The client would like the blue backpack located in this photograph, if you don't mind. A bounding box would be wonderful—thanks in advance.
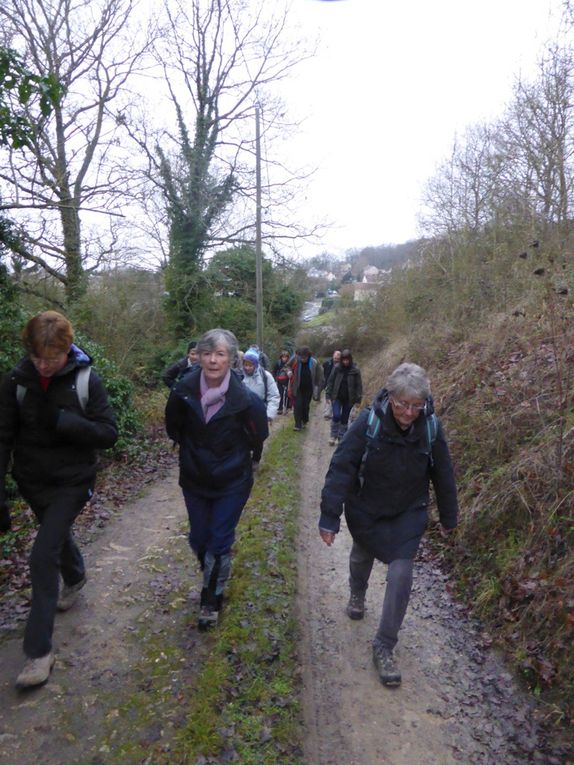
[358,398,438,488]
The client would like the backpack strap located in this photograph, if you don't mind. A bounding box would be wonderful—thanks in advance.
[16,384,26,406]
[358,406,381,488]
[74,366,91,412]
[426,412,438,467]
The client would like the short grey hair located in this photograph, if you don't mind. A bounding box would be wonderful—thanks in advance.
[197,328,239,364]
[385,362,430,400]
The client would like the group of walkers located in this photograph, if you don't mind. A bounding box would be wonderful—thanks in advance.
[0,312,458,694]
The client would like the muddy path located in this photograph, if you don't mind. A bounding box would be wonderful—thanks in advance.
[297,408,563,765]
[0,471,205,764]
[0,408,567,765]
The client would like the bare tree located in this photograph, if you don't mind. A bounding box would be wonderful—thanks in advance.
[502,44,574,232]
[127,0,313,333]
[0,0,152,303]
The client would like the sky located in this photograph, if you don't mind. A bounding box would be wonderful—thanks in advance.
[275,0,566,259]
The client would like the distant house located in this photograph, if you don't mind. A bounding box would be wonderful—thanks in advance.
[353,265,389,301]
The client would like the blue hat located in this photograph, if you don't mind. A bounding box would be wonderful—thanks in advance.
[243,349,260,368]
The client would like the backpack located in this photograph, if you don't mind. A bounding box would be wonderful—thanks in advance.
[16,366,91,412]
[358,399,438,488]
[261,369,269,404]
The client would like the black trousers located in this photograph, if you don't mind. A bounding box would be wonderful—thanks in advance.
[293,389,313,428]
[19,483,91,658]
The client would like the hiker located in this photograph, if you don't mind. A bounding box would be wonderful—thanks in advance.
[287,346,323,432]
[161,340,199,388]
[272,350,291,414]
[318,362,458,687]
[241,348,280,426]
[165,329,268,630]
[325,349,363,446]
[247,343,270,371]
[322,349,341,419]
[0,311,118,689]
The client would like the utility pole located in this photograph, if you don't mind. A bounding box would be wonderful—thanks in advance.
[255,106,263,349]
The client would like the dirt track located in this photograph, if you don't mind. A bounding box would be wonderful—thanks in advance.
[297,408,561,765]
[0,407,566,764]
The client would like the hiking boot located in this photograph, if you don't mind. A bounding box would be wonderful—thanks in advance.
[57,575,87,611]
[16,652,55,689]
[198,605,219,631]
[372,645,401,687]
[346,592,365,620]
[198,590,223,631]
[293,426,302,432]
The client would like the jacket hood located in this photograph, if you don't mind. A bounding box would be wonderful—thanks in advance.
[12,343,92,384]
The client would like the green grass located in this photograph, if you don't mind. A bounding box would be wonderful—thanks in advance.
[167,425,305,764]
[304,310,334,327]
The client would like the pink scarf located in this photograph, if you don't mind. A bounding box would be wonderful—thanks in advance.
[200,370,231,422]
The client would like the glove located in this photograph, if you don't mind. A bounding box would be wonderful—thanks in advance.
[37,401,61,430]
[0,504,12,533]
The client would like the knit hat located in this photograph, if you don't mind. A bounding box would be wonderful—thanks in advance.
[243,349,260,369]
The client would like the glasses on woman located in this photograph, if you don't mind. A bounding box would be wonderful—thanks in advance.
[390,397,425,413]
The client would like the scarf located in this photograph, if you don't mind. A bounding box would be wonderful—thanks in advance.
[200,369,231,422]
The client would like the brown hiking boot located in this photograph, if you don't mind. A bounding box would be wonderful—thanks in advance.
[372,645,401,687]
[346,592,365,620]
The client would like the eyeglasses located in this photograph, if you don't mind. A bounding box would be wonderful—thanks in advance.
[390,397,425,413]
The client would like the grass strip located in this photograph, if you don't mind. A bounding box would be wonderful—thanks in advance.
[172,424,305,765]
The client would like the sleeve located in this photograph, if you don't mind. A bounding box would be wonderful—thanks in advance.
[265,371,280,419]
[325,367,336,399]
[165,388,186,444]
[162,359,184,388]
[56,370,118,449]
[0,373,18,504]
[430,420,459,529]
[319,409,369,533]
[355,369,363,404]
[244,392,269,462]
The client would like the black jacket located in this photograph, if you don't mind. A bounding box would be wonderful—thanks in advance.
[162,356,197,388]
[165,366,268,497]
[325,363,363,405]
[319,389,458,555]
[0,346,118,500]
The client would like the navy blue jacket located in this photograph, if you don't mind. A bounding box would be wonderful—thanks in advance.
[165,366,268,497]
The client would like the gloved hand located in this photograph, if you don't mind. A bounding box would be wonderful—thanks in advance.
[37,402,61,430]
[0,504,12,533]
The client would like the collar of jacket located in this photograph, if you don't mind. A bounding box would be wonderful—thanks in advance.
[13,347,91,385]
[173,365,253,415]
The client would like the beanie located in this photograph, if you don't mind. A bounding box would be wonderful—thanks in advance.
[243,349,260,369]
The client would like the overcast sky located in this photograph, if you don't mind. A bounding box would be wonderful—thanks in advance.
[276,0,565,259]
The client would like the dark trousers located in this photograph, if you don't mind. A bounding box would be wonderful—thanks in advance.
[20,483,91,658]
[293,390,313,428]
[276,380,289,412]
[183,485,252,596]
[331,400,353,439]
[349,540,414,651]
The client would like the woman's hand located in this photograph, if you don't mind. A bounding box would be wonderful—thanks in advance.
[319,529,336,546]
